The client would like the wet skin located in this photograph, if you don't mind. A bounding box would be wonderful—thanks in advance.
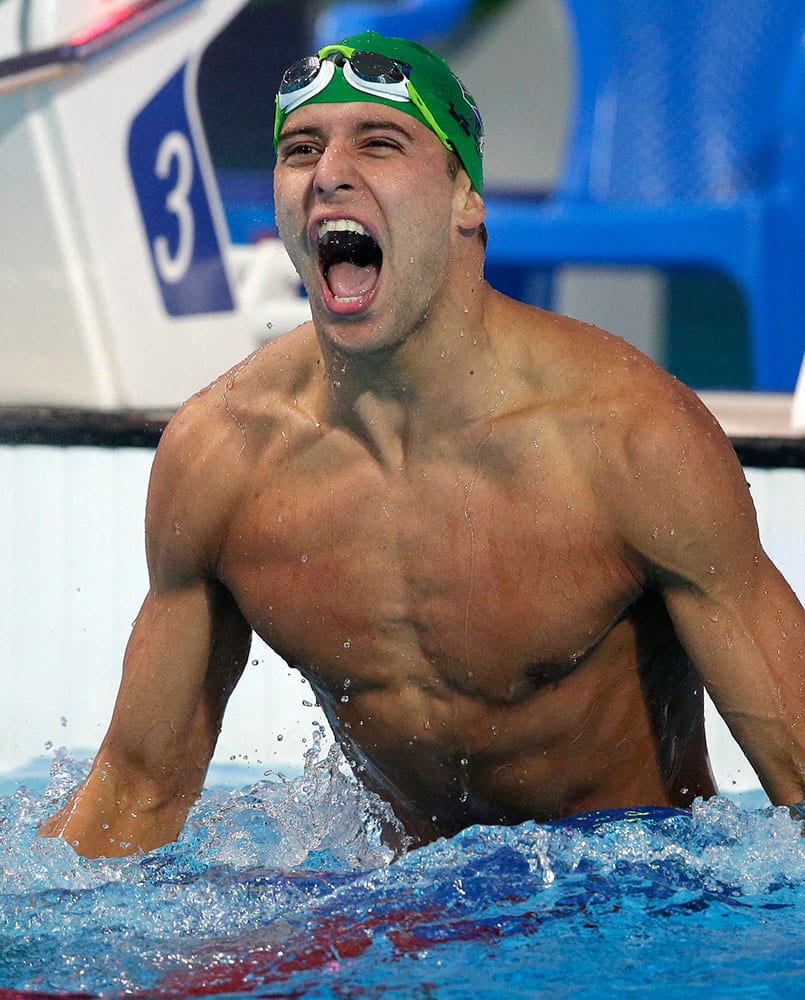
[40,104,804,857]
[211,336,717,843]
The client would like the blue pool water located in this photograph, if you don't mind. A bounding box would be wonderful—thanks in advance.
[0,738,802,1000]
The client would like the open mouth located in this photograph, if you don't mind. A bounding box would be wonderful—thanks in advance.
[317,219,383,312]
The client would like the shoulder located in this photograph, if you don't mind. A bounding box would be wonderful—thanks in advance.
[490,293,759,589]
[565,330,759,590]
[145,323,322,584]
[156,321,321,466]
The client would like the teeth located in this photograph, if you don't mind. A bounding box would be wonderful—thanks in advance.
[318,219,369,240]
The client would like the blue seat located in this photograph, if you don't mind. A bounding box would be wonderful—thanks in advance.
[484,1,805,392]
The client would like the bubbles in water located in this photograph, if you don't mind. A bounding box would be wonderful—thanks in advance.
[1,751,801,1000]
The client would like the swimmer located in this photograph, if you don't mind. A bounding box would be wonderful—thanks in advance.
[40,33,804,857]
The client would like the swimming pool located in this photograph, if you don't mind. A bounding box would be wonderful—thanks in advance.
[1,736,802,1000]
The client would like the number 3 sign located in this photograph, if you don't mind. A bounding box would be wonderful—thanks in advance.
[128,63,235,316]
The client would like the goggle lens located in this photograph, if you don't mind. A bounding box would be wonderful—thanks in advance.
[280,55,321,95]
[348,51,406,85]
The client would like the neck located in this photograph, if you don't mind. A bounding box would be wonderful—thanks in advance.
[317,280,502,466]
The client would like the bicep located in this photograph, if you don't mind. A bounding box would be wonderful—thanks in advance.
[103,413,252,789]
[606,389,804,800]
[102,578,252,792]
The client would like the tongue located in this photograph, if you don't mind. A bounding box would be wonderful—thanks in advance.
[327,261,379,299]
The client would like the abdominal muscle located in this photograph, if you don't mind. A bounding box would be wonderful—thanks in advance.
[296,623,680,844]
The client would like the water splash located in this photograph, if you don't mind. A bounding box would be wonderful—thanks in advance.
[0,742,802,999]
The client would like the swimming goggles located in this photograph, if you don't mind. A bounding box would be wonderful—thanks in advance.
[275,44,452,151]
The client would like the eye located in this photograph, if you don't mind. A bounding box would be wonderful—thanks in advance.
[280,141,321,163]
[361,134,405,155]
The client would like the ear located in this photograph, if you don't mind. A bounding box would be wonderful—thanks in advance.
[453,171,485,235]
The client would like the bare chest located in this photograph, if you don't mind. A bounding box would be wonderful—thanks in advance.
[218,442,641,700]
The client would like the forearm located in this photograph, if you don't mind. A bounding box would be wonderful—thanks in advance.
[666,570,804,806]
[38,758,205,858]
[725,711,805,806]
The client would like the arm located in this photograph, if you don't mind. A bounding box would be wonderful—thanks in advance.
[39,407,252,857]
[665,548,803,805]
[608,383,804,805]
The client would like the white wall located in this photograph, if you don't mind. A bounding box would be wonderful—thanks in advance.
[0,443,802,796]
[0,444,321,780]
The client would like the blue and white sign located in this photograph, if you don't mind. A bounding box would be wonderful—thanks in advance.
[128,64,234,316]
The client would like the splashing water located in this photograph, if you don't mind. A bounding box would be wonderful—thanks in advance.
[0,737,803,1000]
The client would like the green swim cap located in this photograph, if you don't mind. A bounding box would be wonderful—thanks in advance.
[274,31,484,193]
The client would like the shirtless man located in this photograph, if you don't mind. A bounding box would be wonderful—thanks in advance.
[41,33,804,857]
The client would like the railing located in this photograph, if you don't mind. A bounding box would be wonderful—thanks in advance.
[0,0,199,94]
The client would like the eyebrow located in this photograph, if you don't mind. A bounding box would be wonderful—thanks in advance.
[278,119,416,147]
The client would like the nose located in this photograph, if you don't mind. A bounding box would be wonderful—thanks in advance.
[313,143,357,198]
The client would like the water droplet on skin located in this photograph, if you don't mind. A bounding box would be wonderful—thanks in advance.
[708,565,716,575]
[343,640,351,649]
[651,527,659,540]
[340,695,350,703]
